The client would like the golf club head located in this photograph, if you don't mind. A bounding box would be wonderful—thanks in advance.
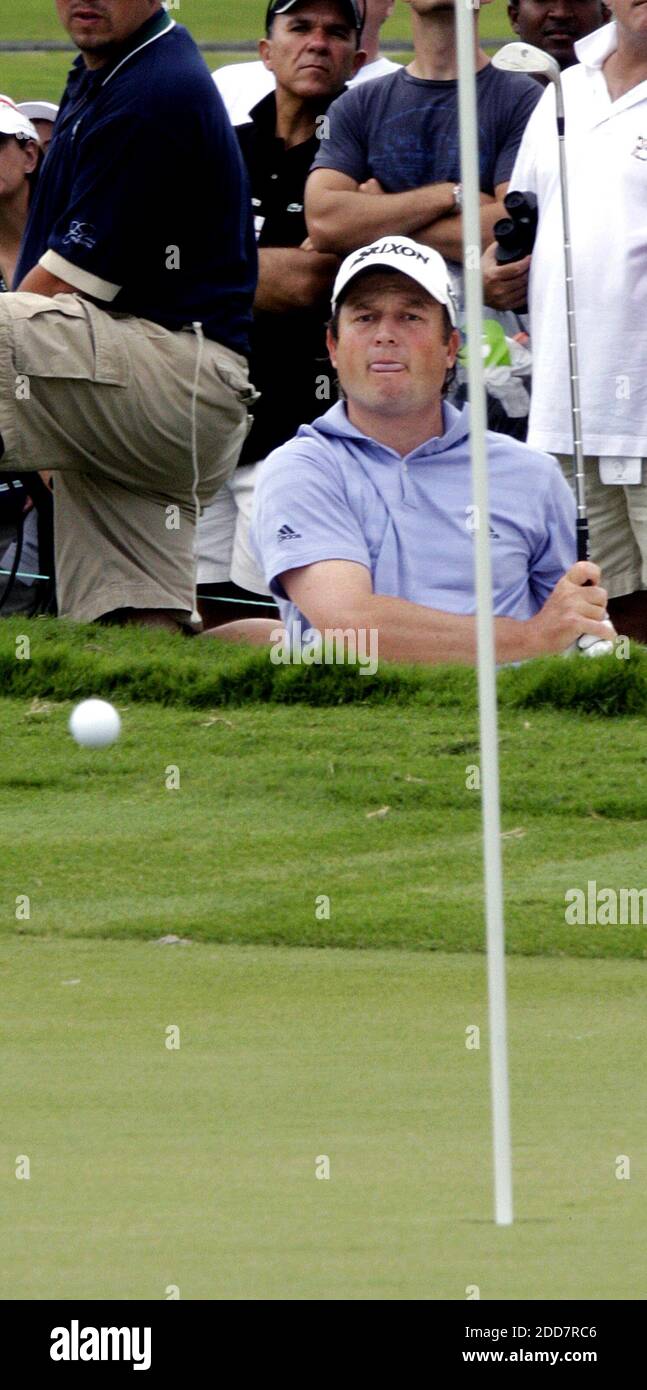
[491,41,561,86]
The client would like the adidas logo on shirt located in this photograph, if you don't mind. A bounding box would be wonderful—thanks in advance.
[277,524,302,542]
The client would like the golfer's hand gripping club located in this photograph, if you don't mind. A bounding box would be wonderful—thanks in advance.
[574,528,615,657]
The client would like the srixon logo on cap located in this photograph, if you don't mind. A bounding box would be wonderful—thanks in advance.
[350,241,431,267]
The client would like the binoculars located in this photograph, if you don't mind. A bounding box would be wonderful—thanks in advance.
[494,191,538,314]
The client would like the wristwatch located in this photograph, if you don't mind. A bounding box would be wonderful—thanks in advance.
[452,183,463,212]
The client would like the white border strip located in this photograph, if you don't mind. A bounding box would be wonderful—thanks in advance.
[40,249,121,301]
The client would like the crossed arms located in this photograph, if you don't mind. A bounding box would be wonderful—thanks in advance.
[305,168,510,263]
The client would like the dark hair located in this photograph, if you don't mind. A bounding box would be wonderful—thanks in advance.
[328,275,458,397]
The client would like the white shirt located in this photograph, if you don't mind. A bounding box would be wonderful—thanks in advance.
[213,55,400,127]
[510,21,647,457]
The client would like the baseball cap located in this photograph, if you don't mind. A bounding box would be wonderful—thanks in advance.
[265,0,365,32]
[17,101,59,125]
[0,95,38,142]
[331,236,458,325]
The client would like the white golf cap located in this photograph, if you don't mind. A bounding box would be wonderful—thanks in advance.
[331,236,458,325]
[17,101,59,124]
[0,94,39,141]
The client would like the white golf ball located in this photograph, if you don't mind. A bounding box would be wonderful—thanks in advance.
[69,699,121,748]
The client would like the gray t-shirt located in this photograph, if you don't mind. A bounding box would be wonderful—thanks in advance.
[311,63,541,194]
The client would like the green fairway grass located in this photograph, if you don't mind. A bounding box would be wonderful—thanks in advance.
[2,939,645,1301]
[1,619,647,958]
[3,1,638,1309]
[0,0,514,102]
[1,0,512,44]
[2,622,646,1300]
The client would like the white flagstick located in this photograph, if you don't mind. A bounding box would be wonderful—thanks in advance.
[454,0,513,1225]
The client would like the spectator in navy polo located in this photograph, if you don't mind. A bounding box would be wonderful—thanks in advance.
[0,0,257,631]
[248,238,613,664]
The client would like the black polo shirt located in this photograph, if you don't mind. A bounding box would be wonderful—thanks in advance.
[235,91,338,466]
[15,9,257,356]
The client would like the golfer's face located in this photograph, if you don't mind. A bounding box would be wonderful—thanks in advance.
[56,0,159,55]
[328,274,458,418]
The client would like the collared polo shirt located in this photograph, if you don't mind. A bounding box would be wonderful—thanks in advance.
[15,9,257,355]
[234,91,338,466]
[510,20,647,457]
[250,400,577,637]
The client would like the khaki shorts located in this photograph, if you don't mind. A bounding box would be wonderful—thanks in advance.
[556,454,647,600]
[196,461,270,595]
[0,292,256,622]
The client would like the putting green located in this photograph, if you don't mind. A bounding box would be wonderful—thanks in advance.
[2,940,645,1300]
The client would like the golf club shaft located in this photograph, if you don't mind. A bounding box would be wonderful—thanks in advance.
[553,93,589,563]
[553,84,609,645]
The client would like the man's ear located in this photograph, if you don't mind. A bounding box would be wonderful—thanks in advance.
[259,37,274,73]
[22,139,40,175]
[507,3,521,36]
[447,327,460,369]
[350,47,367,78]
[326,326,338,367]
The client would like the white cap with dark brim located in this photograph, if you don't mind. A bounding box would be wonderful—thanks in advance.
[0,94,39,141]
[331,236,458,326]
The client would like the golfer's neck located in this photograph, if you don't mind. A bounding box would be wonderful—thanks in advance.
[344,400,445,456]
[408,12,486,81]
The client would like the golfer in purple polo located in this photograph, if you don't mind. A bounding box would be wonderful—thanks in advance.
[249,236,612,664]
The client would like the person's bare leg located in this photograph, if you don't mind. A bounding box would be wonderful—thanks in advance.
[98,607,188,633]
[197,581,279,631]
[200,618,282,645]
[607,592,647,644]
[198,598,275,629]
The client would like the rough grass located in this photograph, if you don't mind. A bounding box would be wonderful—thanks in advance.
[0,616,645,716]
